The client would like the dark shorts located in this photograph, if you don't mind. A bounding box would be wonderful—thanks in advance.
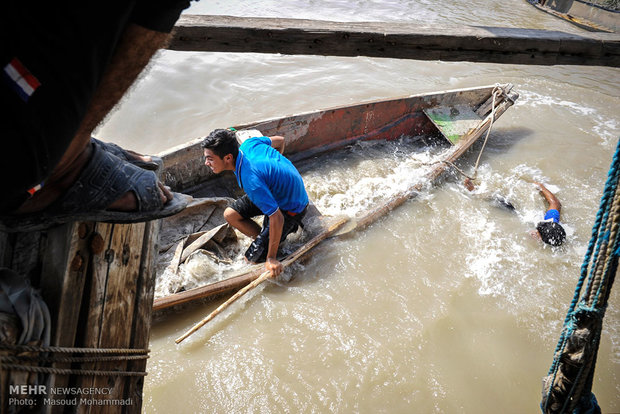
[230,195,307,263]
[230,195,266,221]
[0,2,189,213]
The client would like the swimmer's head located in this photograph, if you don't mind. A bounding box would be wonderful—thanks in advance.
[536,221,566,246]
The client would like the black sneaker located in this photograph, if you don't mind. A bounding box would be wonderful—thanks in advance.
[244,233,269,263]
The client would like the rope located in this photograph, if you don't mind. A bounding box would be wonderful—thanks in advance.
[0,363,146,377]
[425,85,505,183]
[470,85,503,181]
[541,138,620,414]
[0,344,149,354]
[0,344,150,378]
[0,355,148,363]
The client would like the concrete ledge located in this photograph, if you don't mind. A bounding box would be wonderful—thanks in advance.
[169,15,620,67]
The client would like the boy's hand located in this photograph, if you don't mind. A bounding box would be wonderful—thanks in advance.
[265,257,283,277]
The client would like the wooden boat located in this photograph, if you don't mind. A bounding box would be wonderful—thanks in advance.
[527,0,618,33]
[152,84,519,315]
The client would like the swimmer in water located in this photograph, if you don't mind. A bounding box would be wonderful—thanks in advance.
[531,182,566,246]
[464,177,564,246]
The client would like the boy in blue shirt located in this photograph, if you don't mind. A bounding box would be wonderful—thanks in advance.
[202,129,309,277]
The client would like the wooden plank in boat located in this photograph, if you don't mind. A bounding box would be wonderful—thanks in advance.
[180,223,230,263]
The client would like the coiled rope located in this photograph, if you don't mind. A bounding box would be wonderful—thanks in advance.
[541,138,620,414]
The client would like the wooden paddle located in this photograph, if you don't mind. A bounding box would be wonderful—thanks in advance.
[175,217,348,344]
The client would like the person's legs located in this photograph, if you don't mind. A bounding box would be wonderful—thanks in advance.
[0,141,188,232]
[224,207,262,239]
[224,195,264,237]
[244,208,307,263]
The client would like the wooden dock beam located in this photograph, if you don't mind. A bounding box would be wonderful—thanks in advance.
[169,15,620,67]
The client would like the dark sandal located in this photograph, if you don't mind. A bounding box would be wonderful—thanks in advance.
[91,137,163,172]
[0,142,188,232]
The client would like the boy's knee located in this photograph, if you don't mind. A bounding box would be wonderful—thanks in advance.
[224,207,241,224]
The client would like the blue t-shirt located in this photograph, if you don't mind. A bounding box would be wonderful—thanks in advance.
[544,209,560,223]
[235,136,308,216]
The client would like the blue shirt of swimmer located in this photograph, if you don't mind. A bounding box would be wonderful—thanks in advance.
[544,208,560,223]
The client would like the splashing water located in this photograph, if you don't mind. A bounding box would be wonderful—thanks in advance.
[302,136,454,218]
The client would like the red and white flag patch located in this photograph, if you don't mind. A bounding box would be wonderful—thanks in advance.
[3,57,41,102]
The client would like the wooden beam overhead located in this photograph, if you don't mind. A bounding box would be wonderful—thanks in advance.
[168,15,620,67]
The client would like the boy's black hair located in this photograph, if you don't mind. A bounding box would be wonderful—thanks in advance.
[536,221,566,246]
[201,129,239,161]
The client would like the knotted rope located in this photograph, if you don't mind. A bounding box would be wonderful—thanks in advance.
[541,138,620,414]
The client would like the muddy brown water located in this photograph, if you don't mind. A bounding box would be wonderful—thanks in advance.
[98,1,619,412]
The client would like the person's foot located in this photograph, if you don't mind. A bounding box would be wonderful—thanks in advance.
[91,137,163,171]
[106,181,172,211]
[13,142,170,215]
[0,140,188,232]
[123,148,154,165]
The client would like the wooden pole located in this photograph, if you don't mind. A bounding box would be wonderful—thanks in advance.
[175,217,348,343]
[174,270,271,344]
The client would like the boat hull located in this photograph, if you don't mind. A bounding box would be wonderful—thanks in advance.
[153,84,519,315]
[159,85,503,193]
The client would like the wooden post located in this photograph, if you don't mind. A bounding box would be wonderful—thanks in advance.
[0,218,160,414]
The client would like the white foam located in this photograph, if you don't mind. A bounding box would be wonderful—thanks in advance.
[305,137,451,218]
[154,233,252,298]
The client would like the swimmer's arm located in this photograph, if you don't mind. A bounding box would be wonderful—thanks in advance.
[535,182,562,214]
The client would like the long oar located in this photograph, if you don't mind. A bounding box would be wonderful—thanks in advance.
[175,217,348,344]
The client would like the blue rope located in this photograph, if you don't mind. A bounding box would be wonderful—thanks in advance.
[576,393,602,414]
[542,138,620,414]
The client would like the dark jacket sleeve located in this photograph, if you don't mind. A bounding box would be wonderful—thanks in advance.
[131,0,192,33]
